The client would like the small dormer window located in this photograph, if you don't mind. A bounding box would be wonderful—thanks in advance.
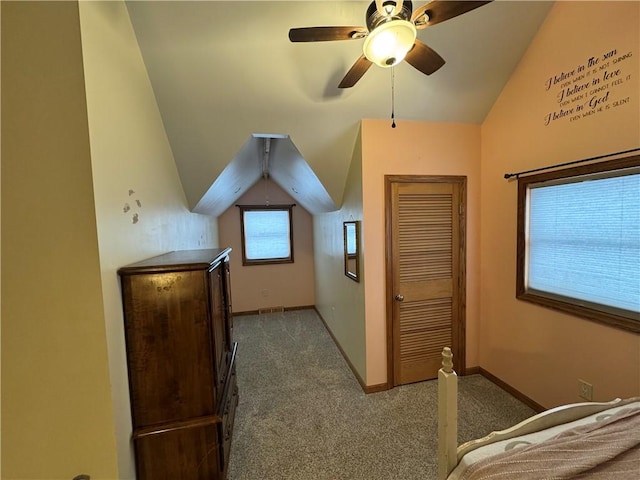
[239,205,294,266]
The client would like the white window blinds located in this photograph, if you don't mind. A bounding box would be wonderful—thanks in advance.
[243,210,291,260]
[527,172,640,314]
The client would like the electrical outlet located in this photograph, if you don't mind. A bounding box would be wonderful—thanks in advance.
[578,379,593,401]
[261,289,269,297]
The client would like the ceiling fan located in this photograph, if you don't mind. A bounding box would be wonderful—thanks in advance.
[289,0,493,88]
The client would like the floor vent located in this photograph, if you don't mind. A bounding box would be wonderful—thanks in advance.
[259,306,285,314]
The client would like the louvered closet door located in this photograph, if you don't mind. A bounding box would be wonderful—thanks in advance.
[391,181,462,385]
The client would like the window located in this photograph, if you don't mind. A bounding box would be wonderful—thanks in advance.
[239,205,294,265]
[516,155,640,333]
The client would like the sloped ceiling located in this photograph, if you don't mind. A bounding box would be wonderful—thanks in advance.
[126,0,553,214]
[192,134,337,216]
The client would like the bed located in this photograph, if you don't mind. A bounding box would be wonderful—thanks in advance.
[437,347,640,480]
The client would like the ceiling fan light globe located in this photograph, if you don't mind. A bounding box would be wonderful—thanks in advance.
[363,19,417,68]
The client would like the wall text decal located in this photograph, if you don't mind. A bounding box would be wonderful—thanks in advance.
[544,48,634,126]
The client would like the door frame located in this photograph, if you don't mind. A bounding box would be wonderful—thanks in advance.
[384,175,467,387]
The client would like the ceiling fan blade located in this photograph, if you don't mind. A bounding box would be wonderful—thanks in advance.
[289,26,368,42]
[412,1,492,28]
[404,40,446,76]
[338,55,373,88]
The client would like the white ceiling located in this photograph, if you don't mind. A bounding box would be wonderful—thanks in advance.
[126,0,554,213]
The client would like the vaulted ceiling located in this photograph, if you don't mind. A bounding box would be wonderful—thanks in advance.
[126,1,554,214]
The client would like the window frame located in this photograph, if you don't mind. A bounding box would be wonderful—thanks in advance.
[516,154,640,334]
[239,204,294,266]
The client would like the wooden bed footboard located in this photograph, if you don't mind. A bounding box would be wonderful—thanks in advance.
[437,347,457,480]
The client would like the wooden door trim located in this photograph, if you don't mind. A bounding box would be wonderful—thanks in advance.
[384,175,467,387]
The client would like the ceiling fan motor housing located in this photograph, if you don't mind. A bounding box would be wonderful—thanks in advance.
[366,0,413,30]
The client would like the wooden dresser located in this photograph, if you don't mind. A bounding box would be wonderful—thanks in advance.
[118,248,238,480]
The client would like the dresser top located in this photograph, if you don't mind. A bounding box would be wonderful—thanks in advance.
[118,248,232,275]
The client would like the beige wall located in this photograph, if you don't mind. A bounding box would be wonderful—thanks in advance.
[1,2,118,478]
[314,128,367,382]
[480,1,640,408]
[361,119,481,386]
[78,1,219,478]
[219,179,314,313]
[2,1,220,478]
[1,1,3,474]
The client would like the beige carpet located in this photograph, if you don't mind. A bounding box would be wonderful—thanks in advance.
[228,309,534,480]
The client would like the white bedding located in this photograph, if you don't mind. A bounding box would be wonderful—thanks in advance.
[447,401,640,480]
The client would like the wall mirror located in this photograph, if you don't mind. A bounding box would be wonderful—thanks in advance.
[343,221,360,282]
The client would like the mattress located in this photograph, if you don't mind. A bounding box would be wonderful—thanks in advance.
[448,400,640,480]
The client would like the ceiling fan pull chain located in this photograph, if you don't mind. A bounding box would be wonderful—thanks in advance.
[391,66,396,128]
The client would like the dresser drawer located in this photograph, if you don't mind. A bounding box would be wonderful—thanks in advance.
[134,416,221,480]
[219,382,238,472]
[218,343,239,473]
